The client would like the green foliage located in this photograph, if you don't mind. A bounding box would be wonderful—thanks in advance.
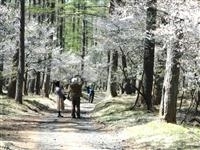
[63,0,108,52]
[27,6,55,14]
[24,0,108,52]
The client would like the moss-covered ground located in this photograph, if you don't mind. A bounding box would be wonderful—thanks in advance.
[92,95,200,149]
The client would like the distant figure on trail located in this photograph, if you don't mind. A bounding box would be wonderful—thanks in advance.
[68,76,83,119]
[54,81,65,117]
[88,86,95,103]
[86,86,90,95]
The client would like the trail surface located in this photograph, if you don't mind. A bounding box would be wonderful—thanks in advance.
[0,97,128,150]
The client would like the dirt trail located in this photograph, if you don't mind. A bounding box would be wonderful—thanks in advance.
[0,98,128,150]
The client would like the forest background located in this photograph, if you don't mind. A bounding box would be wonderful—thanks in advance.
[1,0,200,149]
[0,0,200,136]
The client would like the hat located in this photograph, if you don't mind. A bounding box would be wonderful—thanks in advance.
[71,77,78,83]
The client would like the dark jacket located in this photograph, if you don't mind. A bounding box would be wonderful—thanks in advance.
[68,83,82,98]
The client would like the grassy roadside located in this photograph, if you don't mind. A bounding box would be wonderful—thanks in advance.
[92,95,157,128]
[92,95,200,149]
[0,95,54,118]
[0,95,54,150]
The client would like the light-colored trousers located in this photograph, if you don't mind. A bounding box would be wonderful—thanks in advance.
[57,96,64,111]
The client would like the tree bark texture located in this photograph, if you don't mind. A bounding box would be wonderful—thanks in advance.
[43,54,51,98]
[29,78,35,94]
[143,0,157,110]
[43,71,51,98]
[110,50,118,97]
[153,48,166,105]
[160,30,182,123]
[107,0,123,97]
[15,0,25,104]
[23,70,28,95]
[0,54,4,94]
[81,16,86,76]
[7,48,19,98]
[106,49,119,97]
[35,71,41,95]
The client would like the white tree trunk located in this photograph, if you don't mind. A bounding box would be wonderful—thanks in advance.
[160,31,182,123]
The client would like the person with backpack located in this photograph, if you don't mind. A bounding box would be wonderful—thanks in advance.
[68,76,83,118]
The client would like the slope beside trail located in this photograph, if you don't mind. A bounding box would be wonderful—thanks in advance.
[0,95,130,150]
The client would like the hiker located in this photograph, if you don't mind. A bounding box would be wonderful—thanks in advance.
[68,76,83,118]
[54,81,65,117]
[86,86,90,95]
[88,86,95,103]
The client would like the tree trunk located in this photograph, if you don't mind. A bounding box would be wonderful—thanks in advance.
[107,51,118,97]
[35,71,41,95]
[106,49,119,97]
[121,49,128,81]
[50,0,55,24]
[38,0,42,22]
[41,0,46,22]
[32,0,36,18]
[43,54,51,98]
[153,75,164,105]
[153,48,166,105]
[7,47,19,98]
[81,17,86,76]
[42,0,54,97]
[159,29,183,123]
[15,0,25,104]
[0,54,4,94]
[194,89,200,113]
[107,0,123,97]
[110,50,118,97]
[59,15,65,49]
[28,0,31,20]
[106,50,112,95]
[41,69,45,89]
[59,0,65,49]
[28,70,36,94]
[23,70,28,95]
[143,0,157,110]
[76,2,81,51]
[29,78,35,94]
[46,0,50,23]
[43,72,50,97]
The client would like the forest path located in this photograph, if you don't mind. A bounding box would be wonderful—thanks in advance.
[1,94,128,150]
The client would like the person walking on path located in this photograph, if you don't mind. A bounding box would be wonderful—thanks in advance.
[54,81,65,117]
[88,87,95,103]
[68,76,83,119]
